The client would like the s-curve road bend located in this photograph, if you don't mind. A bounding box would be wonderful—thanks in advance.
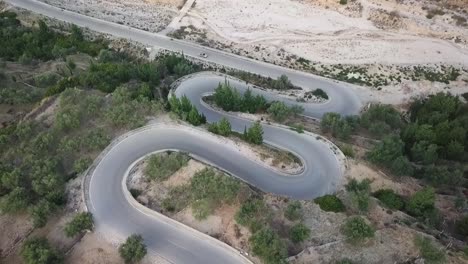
[6,1,368,263]
[88,72,362,264]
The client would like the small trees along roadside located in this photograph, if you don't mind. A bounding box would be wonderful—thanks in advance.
[244,121,264,144]
[64,212,94,237]
[119,234,147,264]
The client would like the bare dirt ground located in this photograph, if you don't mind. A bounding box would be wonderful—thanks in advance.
[177,0,468,65]
[40,0,180,32]
[66,232,170,264]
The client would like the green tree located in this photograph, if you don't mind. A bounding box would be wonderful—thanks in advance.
[64,212,94,237]
[187,106,204,126]
[406,187,435,217]
[217,117,232,136]
[30,199,55,228]
[0,187,30,213]
[268,101,291,122]
[119,234,147,264]
[169,95,181,115]
[244,121,263,144]
[250,227,287,264]
[21,237,63,264]
[341,216,374,242]
[410,141,438,164]
[290,223,311,243]
[367,135,413,176]
[321,112,353,140]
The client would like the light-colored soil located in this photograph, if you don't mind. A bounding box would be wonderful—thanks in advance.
[40,0,179,32]
[66,232,170,264]
[177,0,468,65]
[0,213,33,259]
[345,160,421,196]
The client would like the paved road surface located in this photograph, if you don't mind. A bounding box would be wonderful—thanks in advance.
[4,1,366,263]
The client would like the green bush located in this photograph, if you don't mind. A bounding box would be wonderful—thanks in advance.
[30,199,56,228]
[342,216,374,242]
[321,112,354,140]
[414,235,445,264]
[190,168,240,220]
[345,179,371,193]
[169,95,206,126]
[64,212,93,237]
[236,198,270,232]
[250,227,287,264]
[339,0,347,5]
[367,135,413,176]
[119,234,147,264]
[21,237,63,264]
[373,189,405,210]
[284,201,303,221]
[145,152,189,181]
[208,117,232,136]
[290,223,311,243]
[455,215,468,237]
[350,191,370,213]
[359,104,402,137]
[243,121,263,144]
[314,194,346,212]
[312,88,329,100]
[340,144,355,158]
[406,187,435,217]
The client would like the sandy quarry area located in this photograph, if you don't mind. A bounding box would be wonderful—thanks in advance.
[37,0,468,66]
[178,0,468,65]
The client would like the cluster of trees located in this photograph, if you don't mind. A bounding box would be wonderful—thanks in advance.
[0,86,163,227]
[208,117,232,136]
[213,81,267,113]
[270,74,296,90]
[229,71,298,91]
[212,81,303,123]
[321,103,402,140]
[161,168,242,220]
[21,237,63,264]
[323,94,467,187]
[0,12,106,62]
[267,101,304,122]
[145,152,189,181]
[169,95,206,126]
[49,53,197,97]
[320,112,357,140]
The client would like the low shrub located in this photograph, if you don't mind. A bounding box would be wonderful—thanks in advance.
[373,189,405,210]
[342,216,374,242]
[315,194,346,212]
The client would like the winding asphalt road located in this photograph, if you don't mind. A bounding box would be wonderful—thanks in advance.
[4,1,366,263]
